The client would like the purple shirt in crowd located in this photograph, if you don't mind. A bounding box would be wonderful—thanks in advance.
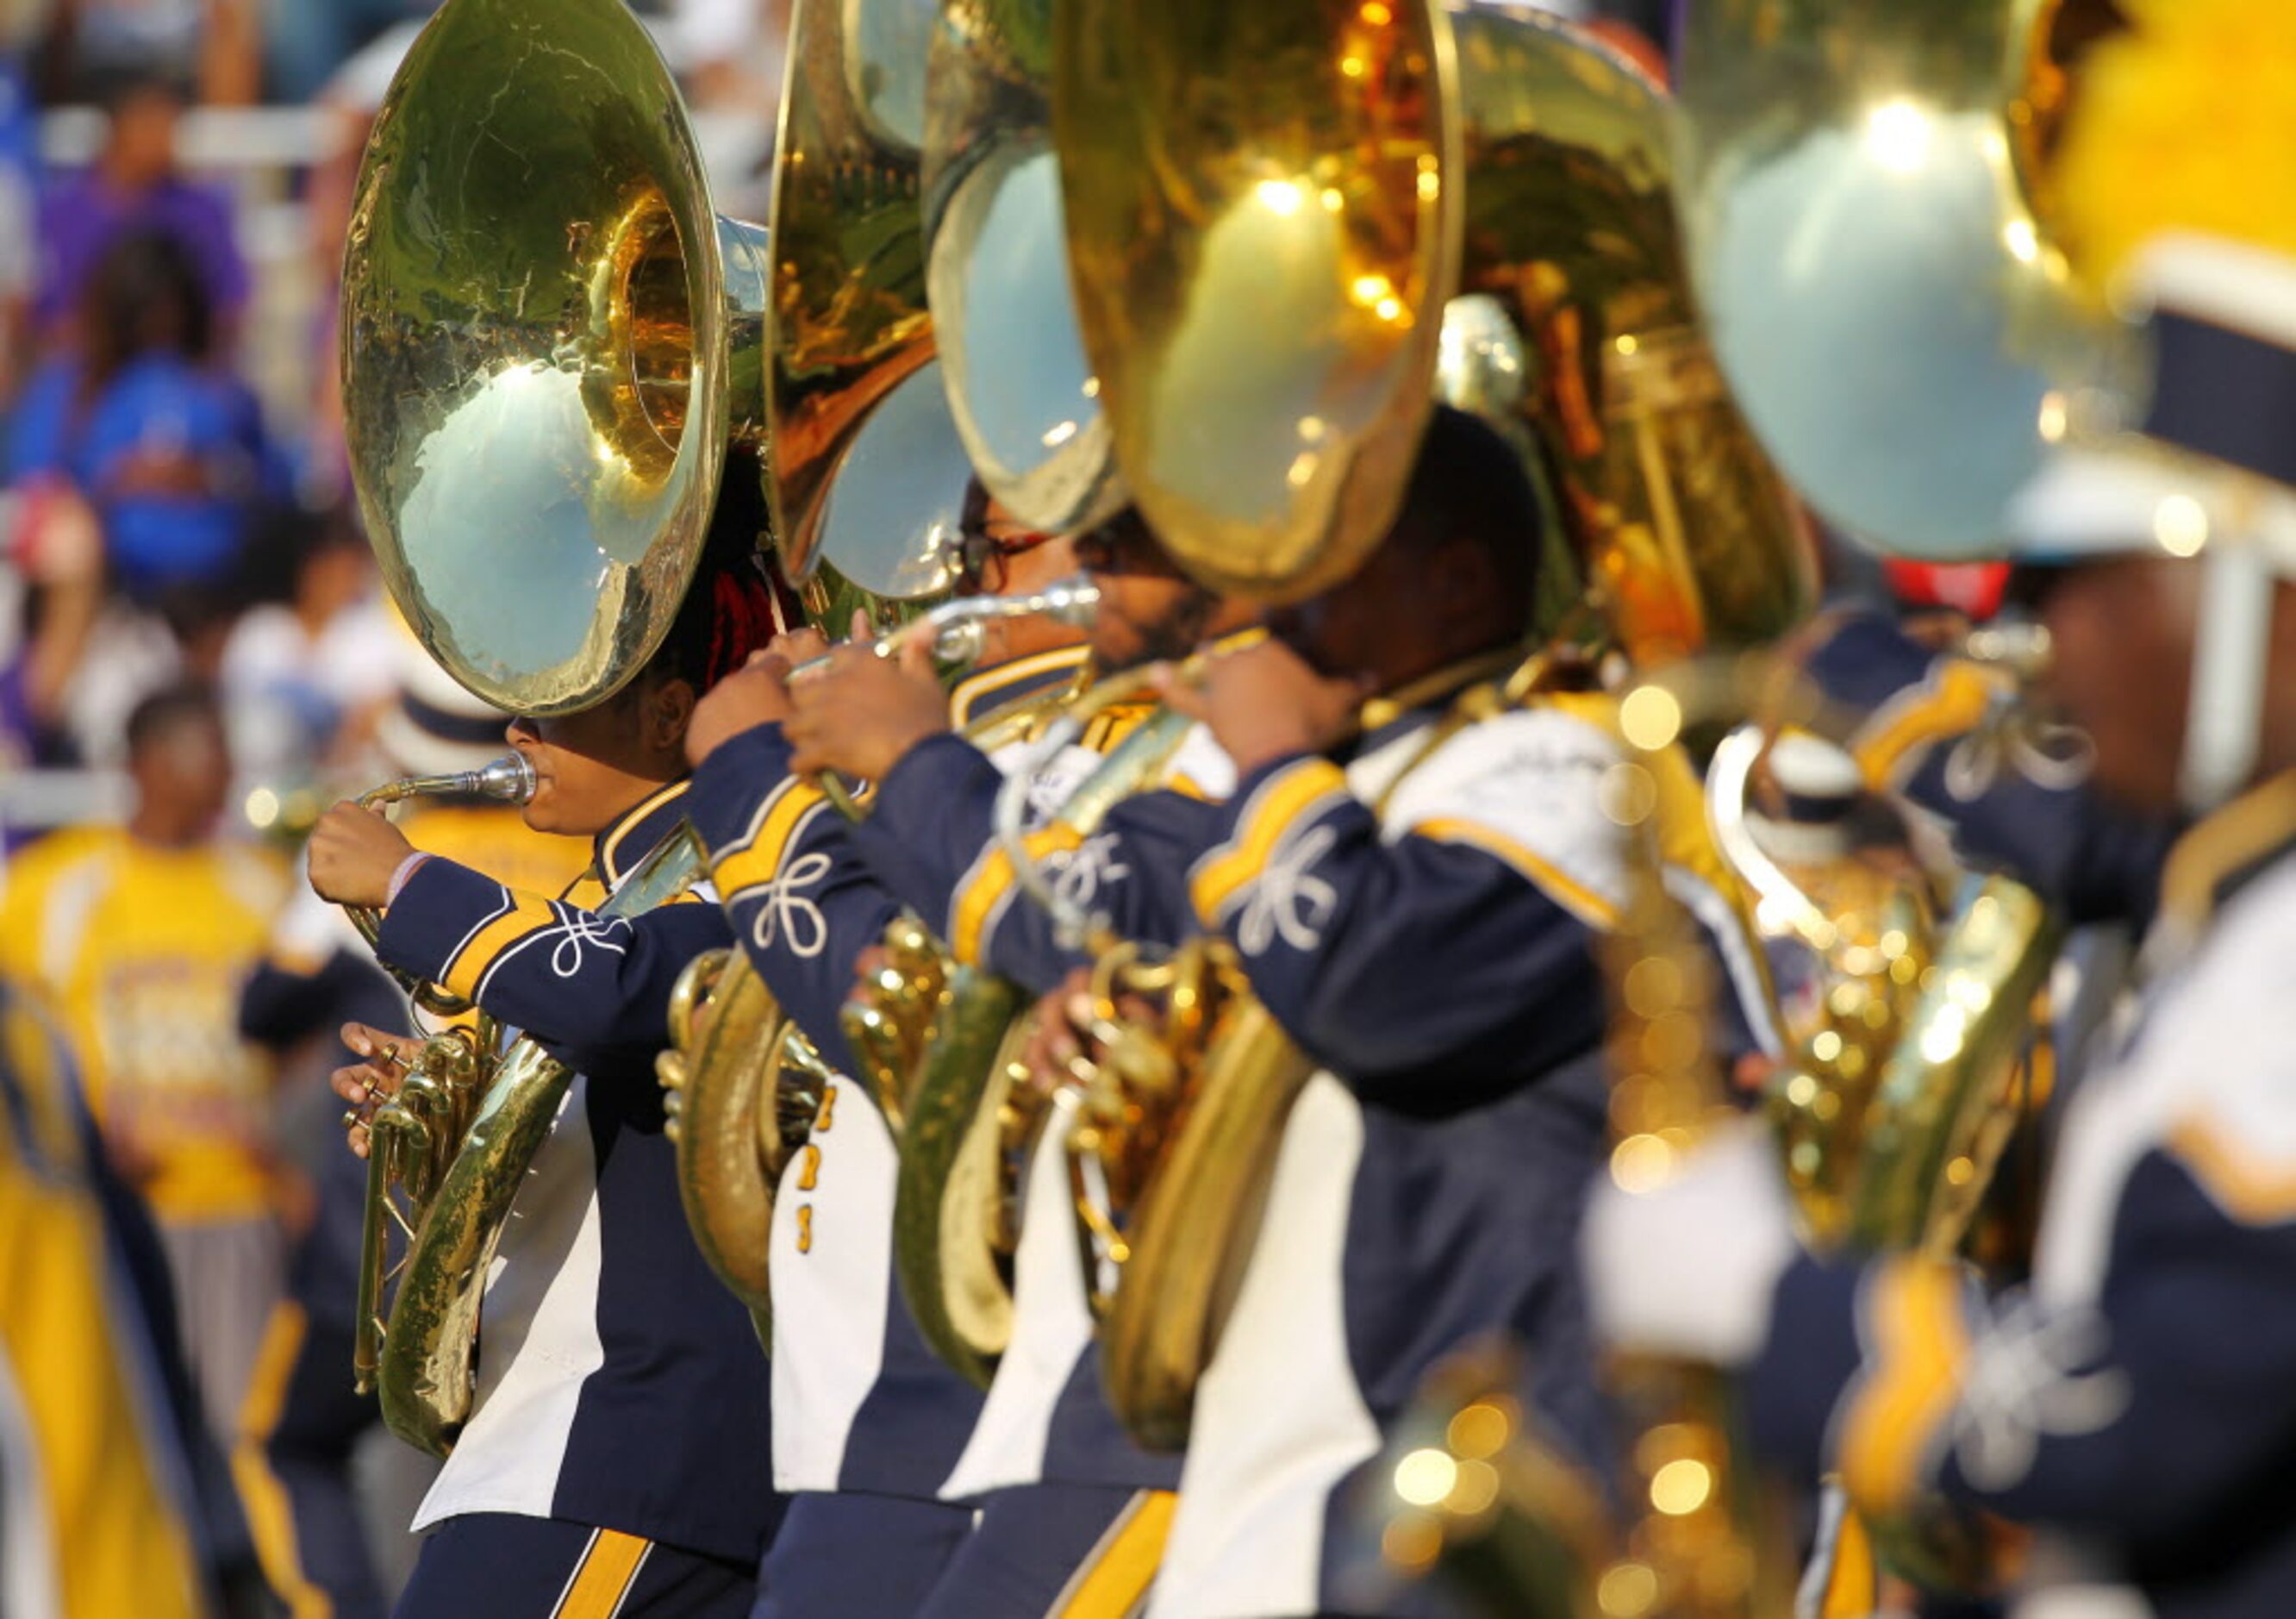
[33,172,250,329]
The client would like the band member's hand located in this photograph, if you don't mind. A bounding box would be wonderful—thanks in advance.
[1154,640,1368,776]
[1018,969,1101,1100]
[308,803,417,909]
[688,649,797,767]
[784,610,948,782]
[1579,1122,1799,1366]
[332,1023,427,1159]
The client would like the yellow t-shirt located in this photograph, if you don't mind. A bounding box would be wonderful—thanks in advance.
[0,828,290,1224]
[402,801,592,905]
[0,990,206,1619]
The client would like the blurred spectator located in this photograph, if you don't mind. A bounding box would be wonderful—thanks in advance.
[34,0,260,105]
[670,0,787,112]
[0,44,35,398]
[30,69,249,346]
[0,977,256,1618]
[220,503,396,785]
[0,681,291,1456]
[260,0,427,106]
[9,228,270,603]
[0,479,103,765]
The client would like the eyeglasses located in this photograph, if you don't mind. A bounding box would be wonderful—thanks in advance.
[958,516,1058,594]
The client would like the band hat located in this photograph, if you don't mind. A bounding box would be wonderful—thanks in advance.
[2006,234,2296,577]
[373,634,513,779]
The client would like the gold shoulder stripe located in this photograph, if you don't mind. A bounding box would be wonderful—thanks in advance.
[1189,759,1350,927]
[441,888,559,1002]
[2167,1113,2296,1226]
[1837,1257,1972,1518]
[1853,661,1999,791]
[951,824,1085,965]
[1408,818,1623,929]
[714,779,830,899]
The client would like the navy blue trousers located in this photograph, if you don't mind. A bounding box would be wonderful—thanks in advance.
[397,1513,755,1617]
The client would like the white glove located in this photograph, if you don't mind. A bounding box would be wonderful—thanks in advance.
[1581,1121,1799,1367]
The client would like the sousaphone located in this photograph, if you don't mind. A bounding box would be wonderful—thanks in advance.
[339,0,775,1451]
[1043,0,1814,1448]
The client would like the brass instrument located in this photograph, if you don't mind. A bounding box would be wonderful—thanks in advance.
[335,0,834,1447]
[1004,0,1814,1453]
[1051,0,1815,651]
[1360,657,2064,1612]
[341,0,771,716]
[658,606,1092,1332]
[890,700,1207,1388]
[356,833,705,1453]
[1671,0,2135,561]
[921,0,1124,534]
[346,756,535,1019]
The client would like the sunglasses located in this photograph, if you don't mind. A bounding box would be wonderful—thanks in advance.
[958,516,1058,593]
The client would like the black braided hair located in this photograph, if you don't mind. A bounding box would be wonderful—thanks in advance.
[647,447,802,692]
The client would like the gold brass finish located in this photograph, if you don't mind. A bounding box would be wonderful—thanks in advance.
[922,0,1121,534]
[1671,0,2135,560]
[361,828,707,1455]
[1090,939,1316,1452]
[1439,8,1813,662]
[890,701,1199,1387]
[658,949,829,1327]
[340,0,771,716]
[766,0,979,601]
[664,633,1089,1331]
[346,756,536,1020]
[1051,0,1460,601]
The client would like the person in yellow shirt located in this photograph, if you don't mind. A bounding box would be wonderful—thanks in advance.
[0,974,228,1619]
[0,681,290,1455]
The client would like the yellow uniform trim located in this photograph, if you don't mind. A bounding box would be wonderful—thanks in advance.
[1408,818,1624,929]
[948,647,1091,729]
[1853,661,1999,791]
[439,887,559,1002]
[950,825,1084,966]
[713,779,831,900]
[553,1528,652,1619]
[1053,1489,1177,1619]
[2167,1114,2296,1225]
[598,781,690,884]
[1837,1258,1972,1517]
[230,1303,332,1617]
[1189,759,1351,927]
[1816,1497,1878,1619]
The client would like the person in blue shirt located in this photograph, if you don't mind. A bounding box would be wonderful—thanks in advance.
[7,228,271,601]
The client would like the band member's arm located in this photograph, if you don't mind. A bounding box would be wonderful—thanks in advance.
[1745,1146,2296,1548]
[371,857,727,1066]
[1183,716,1619,1108]
[854,730,1223,995]
[685,722,908,1064]
[1804,609,2179,924]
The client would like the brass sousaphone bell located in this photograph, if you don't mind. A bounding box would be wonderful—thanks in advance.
[339,0,773,1451]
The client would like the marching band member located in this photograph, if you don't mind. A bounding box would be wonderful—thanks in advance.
[680,491,1114,1617]
[307,513,785,1618]
[978,408,1769,1618]
[1586,226,2296,1617]
[759,504,1254,1614]
[234,654,588,1619]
